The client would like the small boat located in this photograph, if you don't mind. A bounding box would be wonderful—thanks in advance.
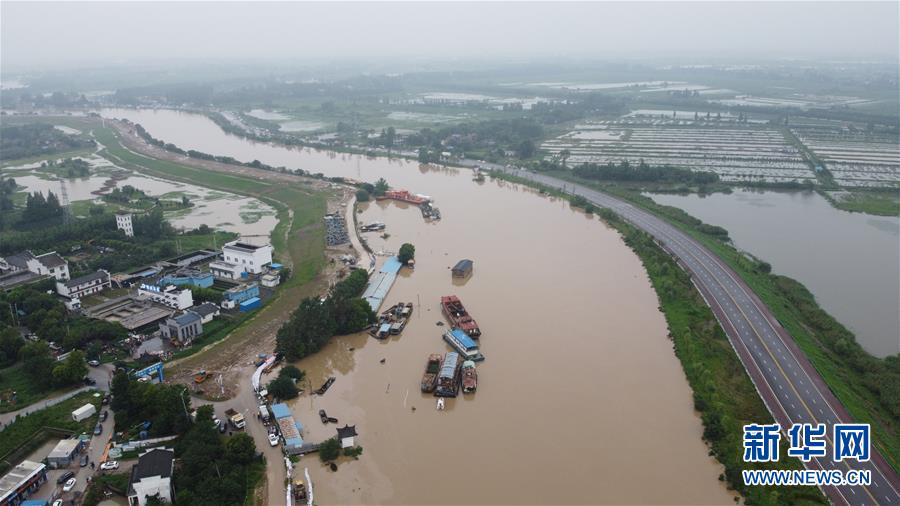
[315,377,336,395]
[434,352,461,398]
[461,360,477,393]
[436,398,445,410]
[420,354,442,393]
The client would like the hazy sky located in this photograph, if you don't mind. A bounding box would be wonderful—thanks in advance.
[2,1,898,72]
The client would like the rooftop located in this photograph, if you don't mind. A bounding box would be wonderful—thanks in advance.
[128,448,174,496]
[48,438,81,459]
[224,241,269,253]
[336,424,358,439]
[64,270,109,288]
[171,312,201,327]
[36,252,67,268]
[0,460,45,501]
[190,302,220,318]
[453,259,473,270]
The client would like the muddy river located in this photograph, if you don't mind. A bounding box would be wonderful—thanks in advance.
[99,108,733,504]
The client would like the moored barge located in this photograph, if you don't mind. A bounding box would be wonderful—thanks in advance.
[421,354,442,393]
[443,328,485,362]
[434,352,461,398]
[461,360,477,393]
[440,295,481,338]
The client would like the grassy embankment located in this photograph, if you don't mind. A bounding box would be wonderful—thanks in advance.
[0,363,81,414]
[0,391,102,474]
[91,125,329,361]
[820,190,900,217]
[509,169,900,472]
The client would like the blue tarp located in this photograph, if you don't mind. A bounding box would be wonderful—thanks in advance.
[380,256,402,274]
[271,403,292,420]
[284,436,303,449]
[451,328,477,350]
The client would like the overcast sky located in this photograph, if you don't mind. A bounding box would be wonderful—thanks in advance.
[2,1,898,72]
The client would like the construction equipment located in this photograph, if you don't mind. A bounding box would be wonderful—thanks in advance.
[193,370,209,383]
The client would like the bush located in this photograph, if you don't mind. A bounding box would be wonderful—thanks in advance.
[398,243,415,265]
[318,437,341,462]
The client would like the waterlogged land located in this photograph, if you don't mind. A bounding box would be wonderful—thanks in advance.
[99,108,734,503]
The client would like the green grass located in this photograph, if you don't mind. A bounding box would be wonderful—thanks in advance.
[0,391,102,474]
[821,190,900,216]
[0,147,95,168]
[0,362,82,414]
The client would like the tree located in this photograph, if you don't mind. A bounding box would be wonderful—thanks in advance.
[267,375,298,400]
[373,178,389,197]
[355,189,370,202]
[110,371,131,412]
[225,433,256,465]
[319,437,341,462]
[0,327,23,367]
[398,243,415,265]
[516,139,536,159]
[19,341,54,390]
[52,350,87,387]
[279,365,305,381]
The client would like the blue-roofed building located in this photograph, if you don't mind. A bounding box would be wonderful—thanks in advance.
[271,403,305,454]
[222,282,260,309]
[159,268,214,289]
[362,257,402,311]
[270,403,291,419]
[443,328,485,362]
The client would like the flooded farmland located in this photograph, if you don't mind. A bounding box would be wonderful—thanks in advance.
[2,153,277,239]
[649,190,900,358]
[99,108,734,504]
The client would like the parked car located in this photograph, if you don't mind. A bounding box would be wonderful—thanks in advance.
[94,424,102,435]
[80,454,89,467]
[83,376,96,386]
[88,359,100,367]
[100,460,119,471]
[63,477,77,492]
[100,410,109,422]
[218,422,227,434]
[268,433,279,447]
[57,471,75,484]
[52,500,63,506]
[101,394,110,405]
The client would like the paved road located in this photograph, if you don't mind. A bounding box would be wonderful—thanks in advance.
[0,364,114,427]
[495,166,900,506]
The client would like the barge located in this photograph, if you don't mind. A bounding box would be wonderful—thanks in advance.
[421,354,442,393]
[440,295,481,338]
[434,351,461,398]
[376,190,429,206]
[443,328,485,362]
[461,360,477,393]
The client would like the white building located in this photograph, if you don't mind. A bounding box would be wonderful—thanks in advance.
[260,271,281,288]
[116,212,134,237]
[127,448,175,506]
[56,270,111,299]
[222,241,272,275]
[208,260,244,280]
[2,250,70,281]
[138,284,193,310]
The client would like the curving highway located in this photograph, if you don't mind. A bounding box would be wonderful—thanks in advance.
[496,167,900,506]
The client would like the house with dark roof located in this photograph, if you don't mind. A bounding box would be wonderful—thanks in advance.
[336,424,358,448]
[1,250,70,281]
[56,270,110,299]
[188,302,220,323]
[127,448,174,506]
[158,312,202,346]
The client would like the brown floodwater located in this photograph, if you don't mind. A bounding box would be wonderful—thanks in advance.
[99,108,734,504]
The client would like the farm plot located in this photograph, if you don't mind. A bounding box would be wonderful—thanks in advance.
[543,123,813,184]
[793,128,900,188]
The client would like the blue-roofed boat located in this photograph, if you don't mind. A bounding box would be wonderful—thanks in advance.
[435,351,461,397]
[442,328,485,362]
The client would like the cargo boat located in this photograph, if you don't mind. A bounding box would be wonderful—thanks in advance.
[434,352,461,398]
[421,354,442,393]
[376,190,429,206]
[443,328,485,362]
[461,360,477,393]
[440,295,481,338]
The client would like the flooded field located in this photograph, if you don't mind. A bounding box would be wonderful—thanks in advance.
[98,108,733,504]
[649,190,900,358]
[3,153,277,238]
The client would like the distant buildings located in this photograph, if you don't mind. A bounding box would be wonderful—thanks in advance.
[158,312,202,347]
[1,250,70,281]
[222,241,272,275]
[56,269,111,300]
[127,448,175,506]
[116,211,134,237]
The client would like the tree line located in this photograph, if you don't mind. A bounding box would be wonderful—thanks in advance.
[276,269,375,361]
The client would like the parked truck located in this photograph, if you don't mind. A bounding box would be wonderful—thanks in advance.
[225,408,246,429]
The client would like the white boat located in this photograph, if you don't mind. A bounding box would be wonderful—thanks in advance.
[436,398,445,410]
